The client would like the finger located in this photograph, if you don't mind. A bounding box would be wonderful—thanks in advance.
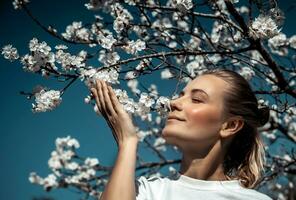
[90,88,102,113]
[107,85,124,115]
[107,86,118,114]
[100,80,111,116]
[96,79,107,115]
[102,80,117,117]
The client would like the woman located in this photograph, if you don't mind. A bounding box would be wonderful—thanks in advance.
[90,69,272,200]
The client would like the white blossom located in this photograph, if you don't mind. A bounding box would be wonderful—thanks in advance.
[177,20,189,32]
[124,0,140,5]
[29,172,58,191]
[12,0,29,10]
[62,21,91,41]
[112,89,137,114]
[250,50,267,65]
[139,92,155,107]
[172,0,193,12]
[80,67,120,87]
[250,15,280,39]
[48,151,63,170]
[21,38,56,74]
[55,45,68,50]
[47,136,80,171]
[123,39,146,55]
[137,130,153,142]
[32,89,62,113]
[125,71,138,79]
[239,6,249,14]
[211,21,224,43]
[135,59,150,71]
[186,35,201,50]
[237,67,255,81]
[59,150,75,161]
[148,84,159,99]
[135,104,152,121]
[56,136,80,149]
[29,172,44,185]
[153,137,166,151]
[97,34,116,49]
[152,17,173,31]
[80,168,96,179]
[21,54,38,72]
[289,35,296,49]
[65,162,79,170]
[43,174,58,190]
[112,3,133,33]
[85,0,113,10]
[186,55,206,77]
[123,98,137,114]
[1,45,19,61]
[127,79,140,94]
[268,33,288,56]
[161,68,174,79]
[84,157,99,167]
[168,41,177,48]
[155,96,171,118]
[84,95,91,104]
[56,49,85,70]
[29,38,51,55]
[98,50,120,65]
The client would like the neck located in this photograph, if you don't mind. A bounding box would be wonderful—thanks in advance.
[179,140,228,181]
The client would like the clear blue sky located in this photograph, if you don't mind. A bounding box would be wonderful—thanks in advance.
[0,0,295,199]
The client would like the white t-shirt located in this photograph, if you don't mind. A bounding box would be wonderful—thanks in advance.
[135,173,272,200]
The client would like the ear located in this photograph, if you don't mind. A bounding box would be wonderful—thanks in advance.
[220,116,244,138]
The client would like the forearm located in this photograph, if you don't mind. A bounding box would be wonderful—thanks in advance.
[100,138,139,200]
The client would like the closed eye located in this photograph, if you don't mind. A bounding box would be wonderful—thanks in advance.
[192,99,203,103]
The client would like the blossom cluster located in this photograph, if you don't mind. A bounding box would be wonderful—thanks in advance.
[29,136,100,194]
[32,89,62,113]
[103,88,171,121]
[80,66,120,87]
[1,45,19,61]
[250,15,281,39]
[237,66,255,81]
[12,0,29,9]
[111,3,134,34]
[21,38,57,74]
[268,33,296,56]
[62,21,91,41]
[123,39,146,55]
[170,0,193,12]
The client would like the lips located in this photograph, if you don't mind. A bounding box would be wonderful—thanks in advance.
[167,115,185,121]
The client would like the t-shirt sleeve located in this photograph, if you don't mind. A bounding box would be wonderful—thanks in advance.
[135,175,166,200]
[135,176,150,200]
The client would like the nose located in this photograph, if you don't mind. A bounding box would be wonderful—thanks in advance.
[170,97,182,111]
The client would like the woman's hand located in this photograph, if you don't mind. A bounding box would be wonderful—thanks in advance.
[90,79,139,148]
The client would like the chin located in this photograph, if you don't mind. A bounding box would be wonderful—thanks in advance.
[161,129,179,145]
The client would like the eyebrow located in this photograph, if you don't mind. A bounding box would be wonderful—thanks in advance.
[180,89,209,98]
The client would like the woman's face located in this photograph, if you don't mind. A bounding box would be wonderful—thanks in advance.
[161,74,230,154]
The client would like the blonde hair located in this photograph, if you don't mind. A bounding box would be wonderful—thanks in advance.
[202,69,270,188]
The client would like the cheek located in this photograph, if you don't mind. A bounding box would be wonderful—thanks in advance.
[186,107,222,128]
